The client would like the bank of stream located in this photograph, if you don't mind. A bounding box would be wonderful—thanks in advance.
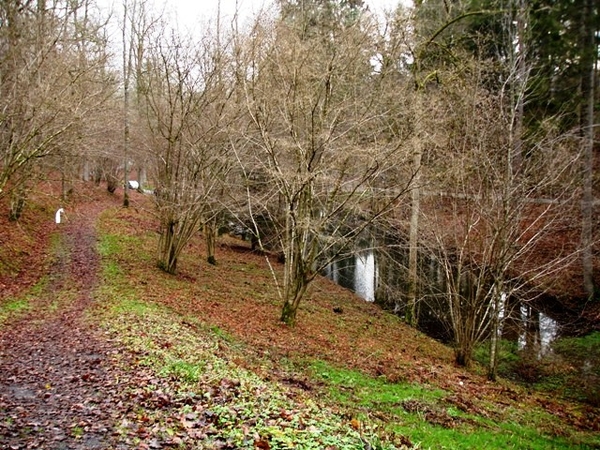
[323,242,599,399]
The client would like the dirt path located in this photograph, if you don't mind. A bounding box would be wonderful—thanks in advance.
[0,205,126,449]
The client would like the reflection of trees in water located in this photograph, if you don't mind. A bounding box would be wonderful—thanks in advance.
[323,232,565,353]
[323,230,598,393]
[517,305,560,357]
[354,252,376,301]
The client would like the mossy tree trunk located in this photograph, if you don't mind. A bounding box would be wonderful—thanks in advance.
[157,220,178,274]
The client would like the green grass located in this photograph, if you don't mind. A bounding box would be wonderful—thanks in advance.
[97,234,122,257]
[210,324,236,343]
[311,359,446,408]
[159,359,205,382]
[308,360,598,450]
[0,276,51,327]
[0,298,30,326]
[112,297,154,316]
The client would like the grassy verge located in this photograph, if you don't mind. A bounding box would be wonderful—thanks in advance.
[0,230,63,328]
[0,297,31,327]
[308,361,595,449]
[92,205,600,450]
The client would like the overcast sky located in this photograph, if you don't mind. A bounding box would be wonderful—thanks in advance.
[169,0,403,28]
[95,0,410,60]
[98,0,407,38]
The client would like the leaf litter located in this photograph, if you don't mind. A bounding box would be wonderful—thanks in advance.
[0,190,386,449]
[1,184,599,449]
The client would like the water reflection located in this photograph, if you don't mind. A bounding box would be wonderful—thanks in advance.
[323,241,561,355]
[517,305,558,357]
[354,252,376,302]
[325,250,377,302]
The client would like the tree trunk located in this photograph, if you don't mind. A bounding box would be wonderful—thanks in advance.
[205,216,217,265]
[61,160,73,201]
[122,0,131,208]
[8,185,26,222]
[524,305,540,357]
[158,220,178,274]
[280,280,308,327]
[510,0,527,177]
[581,0,596,300]
[280,222,310,326]
[280,299,298,326]
[107,174,118,193]
[455,346,472,368]
[488,285,505,381]
[407,155,421,326]
[138,164,147,189]
[407,94,424,326]
[82,160,91,182]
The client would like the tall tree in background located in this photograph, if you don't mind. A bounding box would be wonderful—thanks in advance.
[122,0,133,207]
[580,0,597,301]
[120,0,159,205]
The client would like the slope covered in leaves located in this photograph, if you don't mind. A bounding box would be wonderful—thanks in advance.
[0,183,599,449]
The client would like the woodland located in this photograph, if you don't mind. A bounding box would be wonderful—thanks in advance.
[1,0,600,448]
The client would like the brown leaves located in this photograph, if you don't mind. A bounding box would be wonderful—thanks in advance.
[254,438,271,449]
[445,393,489,418]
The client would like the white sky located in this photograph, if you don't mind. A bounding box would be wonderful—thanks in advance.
[96,0,410,62]
[97,0,407,37]
[170,0,404,29]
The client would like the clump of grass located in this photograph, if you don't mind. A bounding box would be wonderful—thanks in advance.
[159,359,205,382]
[0,276,52,327]
[0,298,30,327]
[97,234,122,257]
[311,360,446,406]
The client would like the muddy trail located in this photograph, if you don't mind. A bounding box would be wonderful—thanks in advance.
[0,205,128,449]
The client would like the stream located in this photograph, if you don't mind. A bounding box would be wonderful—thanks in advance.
[323,247,565,356]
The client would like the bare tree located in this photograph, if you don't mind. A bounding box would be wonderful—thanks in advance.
[0,0,114,210]
[237,8,414,326]
[419,56,581,375]
[142,23,237,274]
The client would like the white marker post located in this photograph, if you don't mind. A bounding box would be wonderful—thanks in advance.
[55,208,64,224]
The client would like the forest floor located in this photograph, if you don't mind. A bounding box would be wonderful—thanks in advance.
[0,181,599,449]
